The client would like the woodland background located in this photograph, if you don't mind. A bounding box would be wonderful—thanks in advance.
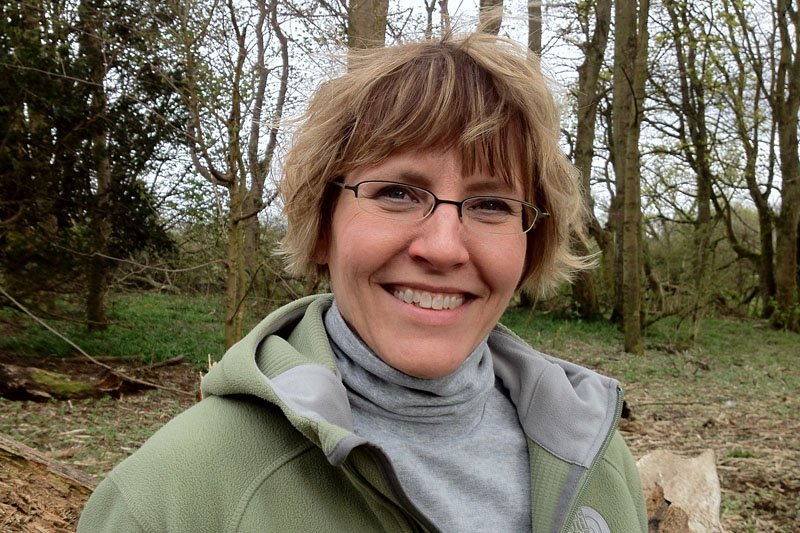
[0,0,799,531]
[2,0,800,348]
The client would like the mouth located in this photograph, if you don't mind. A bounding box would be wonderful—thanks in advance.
[388,285,467,310]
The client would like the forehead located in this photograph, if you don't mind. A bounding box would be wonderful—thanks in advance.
[346,148,524,196]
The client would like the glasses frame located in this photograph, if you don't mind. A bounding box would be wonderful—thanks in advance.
[329,180,550,235]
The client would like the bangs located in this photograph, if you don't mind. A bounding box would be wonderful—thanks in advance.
[338,43,531,193]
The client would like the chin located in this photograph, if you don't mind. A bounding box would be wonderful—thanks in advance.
[389,352,468,379]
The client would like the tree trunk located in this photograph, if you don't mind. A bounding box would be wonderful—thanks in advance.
[610,195,624,324]
[0,432,99,491]
[570,0,611,320]
[479,0,503,35]
[0,431,97,531]
[758,214,777,317]
[663,0,714,340]
[224,183,247,349]
[527,0,541,54]
[242,0,289,304]
[772,0,800,330]
[177,0,290,348]
[87,124,111,331]
[79,0,111,331]
[613,0,648,354]
[347,0,389,49]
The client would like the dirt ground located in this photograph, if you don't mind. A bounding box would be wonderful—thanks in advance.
[0,353,198,532]
[0,353,797,532]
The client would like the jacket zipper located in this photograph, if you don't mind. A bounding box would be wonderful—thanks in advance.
[559,385,624,533]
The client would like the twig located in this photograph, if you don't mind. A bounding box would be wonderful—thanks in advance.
[51,245,226,273]
[0,284,193,397]
[634,400,707,407]
[145,354,185,369]
[63,354,144,362]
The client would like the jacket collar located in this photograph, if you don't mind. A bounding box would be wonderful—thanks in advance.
[201,294,620,469]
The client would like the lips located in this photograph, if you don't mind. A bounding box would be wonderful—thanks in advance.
[389,286,466,310]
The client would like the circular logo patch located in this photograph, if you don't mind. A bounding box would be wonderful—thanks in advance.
[579,506,610,533]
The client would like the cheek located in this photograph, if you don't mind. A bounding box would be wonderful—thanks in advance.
[326,208,388,282]
[482,236,527,291]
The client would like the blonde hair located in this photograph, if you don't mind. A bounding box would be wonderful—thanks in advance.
[280,32,589,295]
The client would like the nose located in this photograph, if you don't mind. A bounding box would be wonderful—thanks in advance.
[408,202,470,270]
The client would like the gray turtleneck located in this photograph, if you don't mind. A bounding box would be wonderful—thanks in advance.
[324,301,531,532]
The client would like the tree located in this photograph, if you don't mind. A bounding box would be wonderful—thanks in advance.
[769,0,800,330]
[713,0,776,319]
[479,0,503,35]
[78,0,114,329]
[570,0,611,319]
[0,0,179,326]
[652,0,718,339]
[169,0,290,347]
[612,0,649,353]
[718,0,800,329]
[348,0,389,48]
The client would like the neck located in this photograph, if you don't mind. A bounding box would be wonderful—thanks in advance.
[324,300,495,437]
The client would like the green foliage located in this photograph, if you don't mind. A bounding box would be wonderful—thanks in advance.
[1,292,233,366]
[727,446,754,459]
[502,306,621,351]
[640,204,764,320]
[0,0,185,307]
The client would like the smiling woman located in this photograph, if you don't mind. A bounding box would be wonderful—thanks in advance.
[78,33,648,533]
[324,149,528,379]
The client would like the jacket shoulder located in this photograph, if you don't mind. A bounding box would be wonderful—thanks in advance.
[79,395,313,532]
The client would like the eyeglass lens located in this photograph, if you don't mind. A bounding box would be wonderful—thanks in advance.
[353,181,537,235]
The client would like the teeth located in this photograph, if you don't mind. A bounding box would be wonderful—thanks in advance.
[391,288,465,310]
[419,292,432,308]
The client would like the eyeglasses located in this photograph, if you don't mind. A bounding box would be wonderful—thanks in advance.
[329,180,549,235]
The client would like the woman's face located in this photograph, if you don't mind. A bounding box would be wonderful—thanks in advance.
[320,149,527,378]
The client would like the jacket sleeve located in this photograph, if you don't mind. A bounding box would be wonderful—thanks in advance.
[77,476,149,532]
[576,431,648,533]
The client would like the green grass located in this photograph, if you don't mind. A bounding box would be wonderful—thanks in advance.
[1,292,238,366]
[5,292,797,388]
[501,306,799,403]
[727,446,755,459]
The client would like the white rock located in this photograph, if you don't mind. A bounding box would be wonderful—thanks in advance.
[637,449,723,533]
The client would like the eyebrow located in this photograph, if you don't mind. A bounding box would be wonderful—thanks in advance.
[382,170,519,197]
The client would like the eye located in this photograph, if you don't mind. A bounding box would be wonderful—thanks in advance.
[469,197,515,215]
[375,184,417,201]
[365,183,427,203]
[360,182,430,213]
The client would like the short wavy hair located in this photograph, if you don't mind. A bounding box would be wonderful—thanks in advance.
[279,32,589,296]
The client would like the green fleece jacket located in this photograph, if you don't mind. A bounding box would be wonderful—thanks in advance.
[78,294,646,532]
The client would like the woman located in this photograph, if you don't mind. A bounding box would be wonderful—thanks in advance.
[79,33,646,532]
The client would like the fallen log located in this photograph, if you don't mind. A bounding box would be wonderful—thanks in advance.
[0,432,97,531]
[0,362,154,401]
[0,432,98,492]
